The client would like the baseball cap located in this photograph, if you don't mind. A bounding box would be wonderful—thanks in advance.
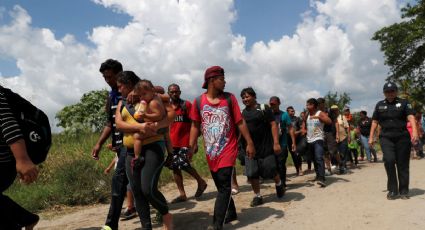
[202,66,224,89]
[344,105,350,111]
[330,105,339,110]
[383,82,398,92]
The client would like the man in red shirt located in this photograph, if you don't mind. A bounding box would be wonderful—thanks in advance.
[167,83,207,203]
[189,66,255,230]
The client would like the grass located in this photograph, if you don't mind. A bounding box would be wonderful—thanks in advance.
[5,132,296,213]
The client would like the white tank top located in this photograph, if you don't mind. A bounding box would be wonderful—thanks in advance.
[307,110,324,143]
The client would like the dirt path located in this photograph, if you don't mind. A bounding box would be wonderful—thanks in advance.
[37,158,425,230]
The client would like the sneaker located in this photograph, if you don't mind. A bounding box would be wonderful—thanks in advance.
[121,207,137,220]
[101,226,113,230]
[400,193,409,200]
[153,211,163,224]
[387,192,399,200]
[276,183,285,198]
[316,180,326,188]
[325,171,332,176]
[250,196,263,207]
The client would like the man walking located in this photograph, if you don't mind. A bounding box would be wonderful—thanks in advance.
[91,59,127,230]
[167,83,207,203]
[239,89,285,207]
[189,66,255,230]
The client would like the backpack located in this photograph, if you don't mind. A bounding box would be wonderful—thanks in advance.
[195,92,234,119]
[1,87,52,164]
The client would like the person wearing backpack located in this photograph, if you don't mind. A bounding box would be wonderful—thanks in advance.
[240,88,285,207]
[0,87,40,229]
[167,83,207,203]
[268,97,296,184]
[91,59,130,230]
[189,66,255,230]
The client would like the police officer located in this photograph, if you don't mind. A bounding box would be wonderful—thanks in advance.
[369,82,418,200]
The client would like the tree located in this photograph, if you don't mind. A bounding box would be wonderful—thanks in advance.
[372,0,425,110]
[323,91,352,111]
[56,90,108,134]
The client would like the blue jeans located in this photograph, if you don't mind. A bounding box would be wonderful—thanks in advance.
[105,147,129,230]
[360,135,371,161]
[308,140,325,181]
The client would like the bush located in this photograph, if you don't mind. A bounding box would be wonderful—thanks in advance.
[5,132,114,212]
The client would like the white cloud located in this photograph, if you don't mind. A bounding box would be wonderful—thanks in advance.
[0,0,405,131]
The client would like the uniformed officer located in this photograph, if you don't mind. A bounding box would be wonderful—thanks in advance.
[369,82,418,200]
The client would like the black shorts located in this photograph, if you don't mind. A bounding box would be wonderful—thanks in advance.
[165,147,192,170]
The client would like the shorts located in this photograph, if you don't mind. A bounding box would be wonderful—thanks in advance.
[244,154,277,180]
[165,147,192,170]
[324,132,338,157]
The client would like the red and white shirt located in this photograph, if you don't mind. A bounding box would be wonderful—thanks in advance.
[190,93,242,172]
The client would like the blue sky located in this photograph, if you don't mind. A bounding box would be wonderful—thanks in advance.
[0,0,408,125]
[0,0,309,76]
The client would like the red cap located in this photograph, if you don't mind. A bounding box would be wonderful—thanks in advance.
[202,66,224,89]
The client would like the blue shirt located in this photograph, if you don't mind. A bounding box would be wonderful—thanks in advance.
[273,110,291,147]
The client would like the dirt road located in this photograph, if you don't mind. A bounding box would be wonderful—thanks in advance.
[37,159,425,230]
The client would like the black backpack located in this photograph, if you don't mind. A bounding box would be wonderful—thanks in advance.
[1,87,52,164]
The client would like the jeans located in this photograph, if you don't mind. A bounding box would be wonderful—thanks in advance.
[211,167,237,230]
[105,147,129,230]
[380,134,411,194]
[307,140,325,181]
[360,135,373,161]
[0,160,39,229]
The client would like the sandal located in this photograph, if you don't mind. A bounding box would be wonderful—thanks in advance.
[170,196,187,204]
[231,188,239,195]
[195,183,208,198]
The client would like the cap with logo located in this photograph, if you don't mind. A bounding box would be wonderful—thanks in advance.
[383,82,398,92]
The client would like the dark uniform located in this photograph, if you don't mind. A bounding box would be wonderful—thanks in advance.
[372,82,415,197]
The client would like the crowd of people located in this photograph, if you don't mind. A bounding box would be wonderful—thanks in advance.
[0,58,423,230]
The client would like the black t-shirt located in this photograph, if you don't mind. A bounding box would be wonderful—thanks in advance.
[242,104,275,158]
[372,97,415,137]
[358,117,372,136]
[323,109,337,135]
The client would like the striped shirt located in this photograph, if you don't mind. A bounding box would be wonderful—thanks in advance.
[0,89,23,162]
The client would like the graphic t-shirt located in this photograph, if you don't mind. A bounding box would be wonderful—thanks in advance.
[191,92,242,172]
[306,111,324,143]
[170,100,192,148]
[358,117,372,136]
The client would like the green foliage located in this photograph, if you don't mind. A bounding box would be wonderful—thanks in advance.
[5,133,293,213]
[323,91,352,110]
[56,90,109,134]
[5,132,113,212]
[372,0,425,110]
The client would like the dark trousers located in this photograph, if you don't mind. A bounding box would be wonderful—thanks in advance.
[126,143,169,230]
[105,147,129,230]
[308,140,325,181]
[337,138,349,169]
[287,137,303,173]
[380,134,411,194]
[0,160,39,229]
[275,147,288,186]
[348,148,359,165]
[211,166,237,230]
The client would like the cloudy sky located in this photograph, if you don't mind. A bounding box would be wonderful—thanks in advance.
[0,0,411,130]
